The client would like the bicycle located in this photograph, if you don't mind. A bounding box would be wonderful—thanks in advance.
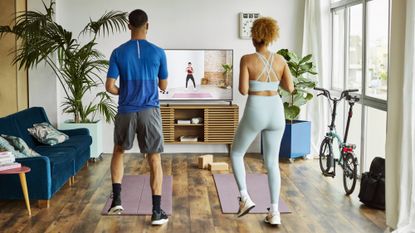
[314,87,360,195]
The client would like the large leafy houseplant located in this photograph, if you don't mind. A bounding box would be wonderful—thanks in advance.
[0,1,128,123]
[277,49,318,121]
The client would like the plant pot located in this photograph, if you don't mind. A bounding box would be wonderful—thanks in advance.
[261,120,311,160]
[59,120,103,159]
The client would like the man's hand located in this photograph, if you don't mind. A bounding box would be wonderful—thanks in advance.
[159,79,168,91]
[106,78,119,95]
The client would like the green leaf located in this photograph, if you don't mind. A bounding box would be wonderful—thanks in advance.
[80,11,128,36]
[277,49,290,61]
[283,103,300,120]
[299,62,313,71]
[299,54,312,64]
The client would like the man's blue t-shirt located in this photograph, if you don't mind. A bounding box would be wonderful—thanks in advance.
[107,40,168,113]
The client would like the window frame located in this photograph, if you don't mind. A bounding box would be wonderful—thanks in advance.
[330,0,390,173]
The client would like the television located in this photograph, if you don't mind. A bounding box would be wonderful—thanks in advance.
[159,49,233,101]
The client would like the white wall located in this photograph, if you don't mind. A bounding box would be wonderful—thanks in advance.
[29,0,305,153]
[27,0,59,125]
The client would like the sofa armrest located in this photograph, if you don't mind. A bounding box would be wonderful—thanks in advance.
[17,156,52,199]
[60,128,90,136]
[0,156,52,200]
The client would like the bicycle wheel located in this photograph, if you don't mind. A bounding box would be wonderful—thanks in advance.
[342,152,358,195]
[319,137,333,174]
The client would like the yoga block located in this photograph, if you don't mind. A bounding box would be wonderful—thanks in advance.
[198,154,213,169]
[208,162,229,171]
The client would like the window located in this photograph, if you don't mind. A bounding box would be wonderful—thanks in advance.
[347,4,363,93]
[330,0,389,172]
[365,107,387,169]
[332,9,345,90]
[366,0,389,100]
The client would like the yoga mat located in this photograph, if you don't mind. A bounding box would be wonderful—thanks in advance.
[213,174,291,214]
[172,92,212,98]
[102,175,173,215]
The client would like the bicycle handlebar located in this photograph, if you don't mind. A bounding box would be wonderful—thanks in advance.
[314,87,360,103]
[314,87,326,92]
[345,89,358,93]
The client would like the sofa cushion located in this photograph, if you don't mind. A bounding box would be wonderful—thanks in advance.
[34,146,77,175]
[0,136,27,158]
[1,135,41,157]
[52,135,92,154]
[28,122,69,146]
[12,107,50,148]
[0,116,20,138]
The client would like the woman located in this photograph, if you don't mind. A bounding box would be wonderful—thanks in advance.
[185,62,196,89]
[231,17,294,225]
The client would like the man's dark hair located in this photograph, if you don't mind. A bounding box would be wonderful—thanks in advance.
[129,9,148,28]
[188,62,192,64]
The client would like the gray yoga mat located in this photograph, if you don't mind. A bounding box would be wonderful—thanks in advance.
[102,175,173,215]
[213,173,291,214]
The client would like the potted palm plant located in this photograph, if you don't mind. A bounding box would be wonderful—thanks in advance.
[261,49,318,161]
[0,1,128,160]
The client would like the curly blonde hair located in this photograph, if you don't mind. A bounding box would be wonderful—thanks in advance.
[251,17,279,47]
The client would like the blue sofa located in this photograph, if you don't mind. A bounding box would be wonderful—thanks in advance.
[0,107,91,204]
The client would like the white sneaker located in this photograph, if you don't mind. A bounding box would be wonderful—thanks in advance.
[237,197,255,217]
[264,208,281,225]
[108,205,124,215]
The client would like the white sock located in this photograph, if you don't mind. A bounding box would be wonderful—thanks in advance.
[240,189,250,200]
[271,203,279,213]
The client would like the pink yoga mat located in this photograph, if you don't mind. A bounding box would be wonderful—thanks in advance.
[213,174,291,214]
[102,175,172,215]
[172,92,212,98]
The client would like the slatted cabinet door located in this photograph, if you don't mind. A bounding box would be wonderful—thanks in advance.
[204,106,238,144]
[160,107,174,142]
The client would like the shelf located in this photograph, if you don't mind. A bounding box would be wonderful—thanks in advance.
[174,124,204,126]
[172,141,203,144]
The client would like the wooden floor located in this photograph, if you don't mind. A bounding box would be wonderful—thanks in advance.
[0,154,386,233]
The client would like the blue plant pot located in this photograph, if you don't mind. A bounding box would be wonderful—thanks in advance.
[261,120,311,159]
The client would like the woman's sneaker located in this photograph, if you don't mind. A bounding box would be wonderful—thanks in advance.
[151,209,169,225]
[237,197,255,217]
[264,208,281,225]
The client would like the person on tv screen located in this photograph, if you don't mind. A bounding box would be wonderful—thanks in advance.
[230,17,294,225]
[105,9,169,226]
[185,62,196,89]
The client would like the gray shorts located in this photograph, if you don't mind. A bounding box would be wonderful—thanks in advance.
[114,108,164,153]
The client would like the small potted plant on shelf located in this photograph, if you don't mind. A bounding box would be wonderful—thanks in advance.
[262,49,318,161]
[222,64,233,89]
[0,1,128,160]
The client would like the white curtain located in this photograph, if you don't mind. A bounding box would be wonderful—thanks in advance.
[301,0,331,156]
[387,0,415,232]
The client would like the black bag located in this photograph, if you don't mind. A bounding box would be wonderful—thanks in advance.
[358,157,385,210]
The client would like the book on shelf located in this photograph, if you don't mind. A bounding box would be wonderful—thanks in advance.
[177,119,191,124]
[179,136,198,142]
[0,162,21,171]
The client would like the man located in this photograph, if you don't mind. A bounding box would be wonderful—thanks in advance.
[105,9,168,226]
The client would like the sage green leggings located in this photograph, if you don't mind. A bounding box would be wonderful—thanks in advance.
[231,95,285,204]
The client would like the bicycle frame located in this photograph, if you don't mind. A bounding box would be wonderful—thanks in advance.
[325,94,357,166]
[325,130,346,167]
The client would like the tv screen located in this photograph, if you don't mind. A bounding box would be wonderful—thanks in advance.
[159,49,233,101]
